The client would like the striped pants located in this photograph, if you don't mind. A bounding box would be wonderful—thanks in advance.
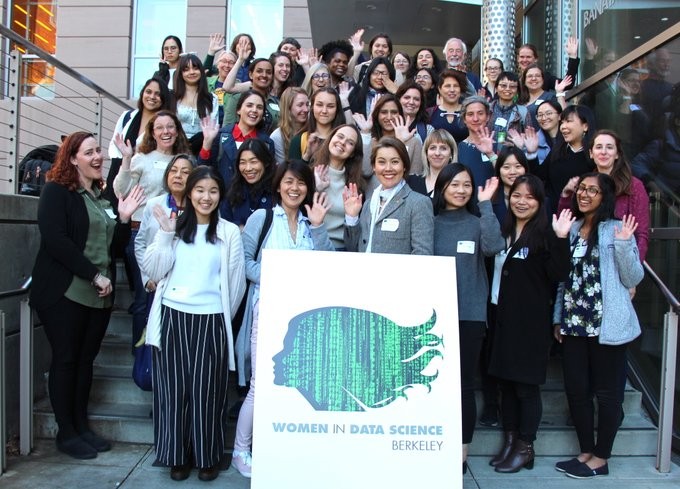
[153,305,229,468]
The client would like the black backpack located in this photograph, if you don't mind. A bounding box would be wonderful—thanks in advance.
[18,144,59,196]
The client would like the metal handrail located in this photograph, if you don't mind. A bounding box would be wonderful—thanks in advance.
[0,24,129,111]
[0,277,31,300]
[643,262,680,314]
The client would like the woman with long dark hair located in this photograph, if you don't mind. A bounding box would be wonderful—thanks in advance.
[488,174,573,473]
[154,35,183,89]
[396,81,434,144]
[348,56,396,117]
[553,172,643,479]
[31,132,144,459]
[144,166,246,482]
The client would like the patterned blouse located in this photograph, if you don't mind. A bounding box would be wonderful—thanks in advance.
[560,237,603,337]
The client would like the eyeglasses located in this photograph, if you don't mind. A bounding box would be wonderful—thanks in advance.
[525,73,543,79]
[485,66,501,72]
[536,111,557,119]
[311,73,330,80]
[576,185,600,197]
[415,74,432,81]
[373,70,389,77]
[153,124,176,132]
[498,83,518,90]
[163,46,179,52]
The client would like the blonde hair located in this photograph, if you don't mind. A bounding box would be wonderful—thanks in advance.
[420,129,458,177]
[278,87,309,157]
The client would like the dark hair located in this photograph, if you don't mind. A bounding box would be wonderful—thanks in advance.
[319,39,353,64]
[502,174,549,251]
[306,87,345,134]
[173,54,213,118]
[230,33,256,63]
[176,166,225,244]
[269,51,294,98]
[406,48,442,78]
[371,94,403,140]
[162,153,195,193]
[485,57,504,71]
[437,69,468,92]
[588,129,633,196]
[236,90,267,130]
[137,110,191,154]
[551,105,597,163]
[392,51,411,68]
[272,160,315,215]
[137,77,172,112]
[495,146,529,180]
[570,172,616,254]
[519,63,545,104]
[432,163,476,214]
[248,58,274,92]
[461,95,491,124]
[396,81,428,125]
[278,37,301,51]
[349,56,396,115]
[227,139,275,208]
[497,70,519,86]
[313,124,365,191]
[161,35,183,59]
[369,33,393,57]
[535,99,563,144]
[47,132,98,191]
[371,137,411,175]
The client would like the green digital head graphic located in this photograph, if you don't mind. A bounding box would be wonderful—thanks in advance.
[272,307,442,411]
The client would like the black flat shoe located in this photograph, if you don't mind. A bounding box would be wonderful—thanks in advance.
[170,463,192,481]
[80,430,112,452]
[555,457,580,473]
[198,465,220,482]
[56,436,97,460]
[564,461,609,479]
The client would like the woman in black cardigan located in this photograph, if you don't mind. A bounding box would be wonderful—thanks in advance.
[31,132,143,460]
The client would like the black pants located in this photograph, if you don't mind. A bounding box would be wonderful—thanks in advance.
[459,321,486,444]
[38,297,111,439]
[562,335,627,459]
[499,380,542,443]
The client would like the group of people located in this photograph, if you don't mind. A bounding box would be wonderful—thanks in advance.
[29,25,658,483]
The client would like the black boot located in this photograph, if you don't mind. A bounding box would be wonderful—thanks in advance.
[494,438,534,473]
[489,431,516,467]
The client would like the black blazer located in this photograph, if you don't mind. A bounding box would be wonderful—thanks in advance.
[30,182,130,311]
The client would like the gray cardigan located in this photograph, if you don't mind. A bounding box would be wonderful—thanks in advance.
[554,219,644,345]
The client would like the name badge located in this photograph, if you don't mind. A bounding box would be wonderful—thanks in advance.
[573,243,588,258]
[495,117,508,128]
[105,208,117,219]
[153,160,166,170]
[512,247,529,259]
[457,240,475,254]
[381,218,399,232]
[534,99,544,105]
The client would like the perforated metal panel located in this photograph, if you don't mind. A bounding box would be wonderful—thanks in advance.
[482,0,516,74]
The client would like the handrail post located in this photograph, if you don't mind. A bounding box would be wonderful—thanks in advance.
[1,311,6,474]
[19,299,33,455]
[8,50,22,193]
[95,93,103,144]
[656,308,678,473]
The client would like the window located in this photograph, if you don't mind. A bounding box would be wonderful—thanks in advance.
[227,0,283,60]
[131,0,187,97]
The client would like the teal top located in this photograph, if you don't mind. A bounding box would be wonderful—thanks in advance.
[64,187,116,308]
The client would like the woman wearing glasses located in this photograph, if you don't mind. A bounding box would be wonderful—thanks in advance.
[553,172,643,479]
[301,63,331,95]
[348,57,396,117]
[154,35,183,89]
[412,67,439,109]
[481,58,503,101]
[519,64,570,129]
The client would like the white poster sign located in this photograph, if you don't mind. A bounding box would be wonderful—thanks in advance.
[252,249,461,488]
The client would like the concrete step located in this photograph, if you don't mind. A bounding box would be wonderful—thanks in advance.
[90,366,153,405]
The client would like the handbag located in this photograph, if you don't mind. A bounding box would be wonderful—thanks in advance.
[132,328,153,391]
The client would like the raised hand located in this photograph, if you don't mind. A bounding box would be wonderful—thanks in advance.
[349,29,365,52]
[304,132,323,161]
[561,176,580,198]
[305,191,331,226]
[153,203,176,232]
[113,133,134,160]
[382,77,398,94]
[552,208,576,238]
[475,127,495,156]
[555,75,573,93]
[506,128,525,150]
[236,36,251,61]
[352,113,373,134]
[117,184,146,223]
[314,164,330,192]
[207,33,225,56]
[297,48,309,66]
[200,116,220,146]
[477,177,499,202]
[585,38,598,59]
[342,182,363,218]
[523,126,539,153]
[338,81,352,105]
[308,48,319,66]
[392,115,416,142]
[565,36,579,58]
[614,214,638,240]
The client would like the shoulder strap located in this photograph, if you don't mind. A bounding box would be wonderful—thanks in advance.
[255,208,274,258]
[300,132,309,156]
[122,109,133,128]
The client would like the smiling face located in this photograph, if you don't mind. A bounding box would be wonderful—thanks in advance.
[589,134,618,174]
[369,63,389,90]
[217,52,236,78]
[499,155,526,189]
[416,50,434,69]
[280,43,299,60]
[313,91,337,127]
[291,93,310,125]
[497,77,518,104]
[576,175,603,215]
[518,47,537,71]
[524,67,543,92]
[311,66,330,91]
[373,146,405,189]
[426,140,452,171]
[393,53,410,73]
[484,60,502,83]
[250,61,273,91]
[181,61,201,86]
[328,126,358,162]
[237,94,265,130]
[167,157,192,196]
[278,170,308,213]
[378,101,400,133]
[445,40,465,67]
[509,182,539,223]
[152,115,178,154]
[371,37,390,58]
[328,52,349,78]
[71,136,103,188]
[444,170,473,210]
[141,80,163,112]
[399,88,421,118]
[463,102,489,132]
[415,69,433,91]
[238,150,265,185]
[559,112,589,145]
[439,76,461,105]
[273,55,291,83]
[162,38,180,65]
[190,177,220,224]
[536,104,559,133]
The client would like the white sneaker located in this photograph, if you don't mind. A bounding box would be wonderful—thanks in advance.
[232,450,252,478]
